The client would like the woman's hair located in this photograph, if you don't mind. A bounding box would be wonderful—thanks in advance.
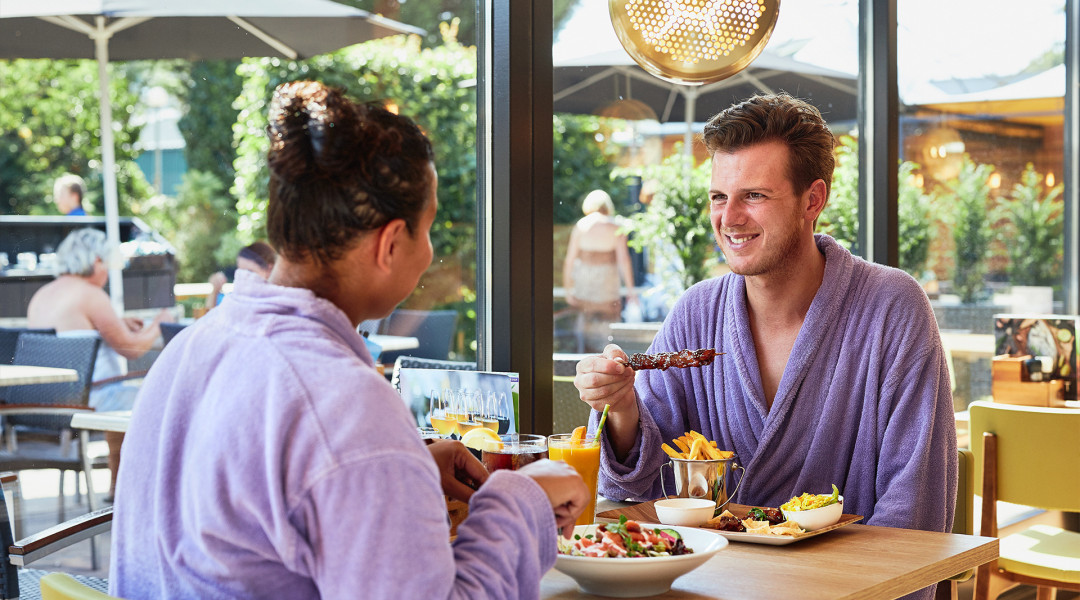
[702,93,837,198]
[265,81,435,265]
[237,241,276,270]
[56,228,114,277]
[582,190,615,216]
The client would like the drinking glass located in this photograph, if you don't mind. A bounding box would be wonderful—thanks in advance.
[454,388,482,437]
[481,434,548,472]
[496,392,511,434]
[549,432,601,526]
[480,391,500,432]
[427,389,456,438]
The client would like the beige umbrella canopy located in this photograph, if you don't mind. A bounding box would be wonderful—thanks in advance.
[0,0,422,310]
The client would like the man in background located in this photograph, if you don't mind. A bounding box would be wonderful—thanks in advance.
[53,174,88,216]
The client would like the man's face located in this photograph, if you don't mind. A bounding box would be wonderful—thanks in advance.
[708,140,813,277]
[54,187,78,214]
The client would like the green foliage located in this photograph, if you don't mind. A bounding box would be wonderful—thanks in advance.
[139,170,238,283]
[618,148,716,293]
[897,161,935,276]
[943,156,994,304]
[553,114,625,224]
[994,163,1064,287]
[0,59,148,216]
[178,61,243,185]
[819,135,859,253]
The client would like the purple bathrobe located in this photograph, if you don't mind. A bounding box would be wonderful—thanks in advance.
[111,271,556,599]
[596,235,958,536]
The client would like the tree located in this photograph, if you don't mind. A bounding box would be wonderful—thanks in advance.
[819,134,859,253]
[943,156,994,304]
[619,149,716,295]
[178,61,244,186]
[897,161,935,277]
[553,114,625,225]
[995,163,1064,287]
[0,59,149,216]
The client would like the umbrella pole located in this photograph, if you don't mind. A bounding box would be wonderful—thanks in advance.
[94,17,126,315]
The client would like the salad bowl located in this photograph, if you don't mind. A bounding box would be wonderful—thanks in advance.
[554,523,728,597]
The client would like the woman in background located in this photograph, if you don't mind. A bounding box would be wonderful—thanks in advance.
[204,241,277,310]
[562,189,638,352]
[26,227,173,499]
[111,81,587,599]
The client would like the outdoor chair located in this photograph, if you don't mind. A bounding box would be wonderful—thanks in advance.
[378,309,458,366]
[0,473,112,600]
[0,329,56,366]
[0,334,107,529]
[159,322,187,348]
[969,400,1080,600]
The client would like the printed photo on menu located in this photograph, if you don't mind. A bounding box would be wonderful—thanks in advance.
[398,368,518,435]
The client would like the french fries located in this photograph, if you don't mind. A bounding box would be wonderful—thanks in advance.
[661,430,734,461]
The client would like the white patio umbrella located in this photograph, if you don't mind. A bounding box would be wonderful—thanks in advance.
[0,0,422,312]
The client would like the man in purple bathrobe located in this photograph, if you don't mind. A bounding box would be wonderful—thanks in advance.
[576,94,958,575]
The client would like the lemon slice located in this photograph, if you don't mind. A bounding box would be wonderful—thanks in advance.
[461,427,502,452]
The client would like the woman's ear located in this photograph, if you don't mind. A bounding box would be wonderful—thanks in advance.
[373,218,409,273]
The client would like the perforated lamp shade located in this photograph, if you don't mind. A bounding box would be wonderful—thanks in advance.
[608,0,781,86]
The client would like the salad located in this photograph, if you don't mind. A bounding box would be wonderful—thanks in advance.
[558,516,693,558]
[781,484,841,511]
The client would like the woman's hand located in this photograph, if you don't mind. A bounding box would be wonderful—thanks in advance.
[426,440,489,503]
[518,459,590,539]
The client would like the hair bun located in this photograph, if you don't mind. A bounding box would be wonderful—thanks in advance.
[267,81,356,182]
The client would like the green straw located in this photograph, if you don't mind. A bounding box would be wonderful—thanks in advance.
[595,404,610,440]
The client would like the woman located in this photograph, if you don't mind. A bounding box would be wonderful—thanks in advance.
[26,227,173,498]
[204,241,277,310]
[562,189,638,352]
[110,81,588,599]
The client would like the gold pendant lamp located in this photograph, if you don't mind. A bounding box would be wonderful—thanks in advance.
[608,0,781,86]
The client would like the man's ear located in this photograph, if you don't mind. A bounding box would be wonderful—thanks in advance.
[373,218,409,273]
[804,179,829,223]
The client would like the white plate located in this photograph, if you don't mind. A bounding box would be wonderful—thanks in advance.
[554,523,728,597]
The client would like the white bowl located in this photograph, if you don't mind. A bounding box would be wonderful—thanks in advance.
[654,497,717,527]
[554,523,728,597]
[781,496,844,531]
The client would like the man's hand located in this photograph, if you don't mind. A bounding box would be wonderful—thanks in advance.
[575,344,640,459]
[427,440,489,502]
[518,459,591,539]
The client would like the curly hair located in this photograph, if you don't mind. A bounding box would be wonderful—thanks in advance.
[56,228,115,277]
[702,93,837,199]
[265,81,435,265]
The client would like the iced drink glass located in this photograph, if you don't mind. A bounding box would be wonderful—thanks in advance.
[548,433,601,526]
[481,434,548,472]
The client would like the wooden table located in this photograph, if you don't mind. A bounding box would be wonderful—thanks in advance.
[0,365,78,387]
[541,500,998,599]
[369,334,420,352]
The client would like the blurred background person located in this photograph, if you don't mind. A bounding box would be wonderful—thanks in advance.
[26,227,173,500]
[562,189,638,352]
[53,173,87,216]
[204,241,277,310]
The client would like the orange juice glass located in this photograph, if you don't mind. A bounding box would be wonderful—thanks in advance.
[548,433,601,526]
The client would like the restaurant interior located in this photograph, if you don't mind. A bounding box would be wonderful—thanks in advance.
[1,0,1079,598]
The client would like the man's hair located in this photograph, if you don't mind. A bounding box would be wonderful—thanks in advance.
[702,93,837,199]
[581,190,615,216]
[53,174,86,204]
[56,228,114,276]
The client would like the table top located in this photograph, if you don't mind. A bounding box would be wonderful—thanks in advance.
[369,334,419,352]
[0,364,78,387]
[541,500,998,599]
[71,410,131,433]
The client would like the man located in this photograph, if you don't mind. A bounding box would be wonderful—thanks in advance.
[53,173,87,216]
[576,94,957,540]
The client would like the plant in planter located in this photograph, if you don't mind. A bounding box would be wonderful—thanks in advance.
[897,160,936,278]
[942,156,995,304]
[617,148,717,300]
[818,135,859,253]
[994,163,1064,287]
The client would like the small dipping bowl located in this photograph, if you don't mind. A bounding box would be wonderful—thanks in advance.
[781,496,844,531]
[654,498,716,527]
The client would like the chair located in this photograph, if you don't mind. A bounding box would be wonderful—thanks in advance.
[390,356,476,393]
[935,448,976,600]
[552,376,589,435]
[39,573,117,600]
[0,335,106,527]
[969,400,1080,600]
[378,309,459,366]
[0,329,56,366]
[0,473,112,600]
[159,322,187,348]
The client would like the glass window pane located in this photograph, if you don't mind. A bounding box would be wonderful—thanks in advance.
[551,0,859,431]
[899,0,1066,407]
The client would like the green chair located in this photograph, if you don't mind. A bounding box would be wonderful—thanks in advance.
[552,375,589,435]
[936,447,976,600]
[969,400,1080,600]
